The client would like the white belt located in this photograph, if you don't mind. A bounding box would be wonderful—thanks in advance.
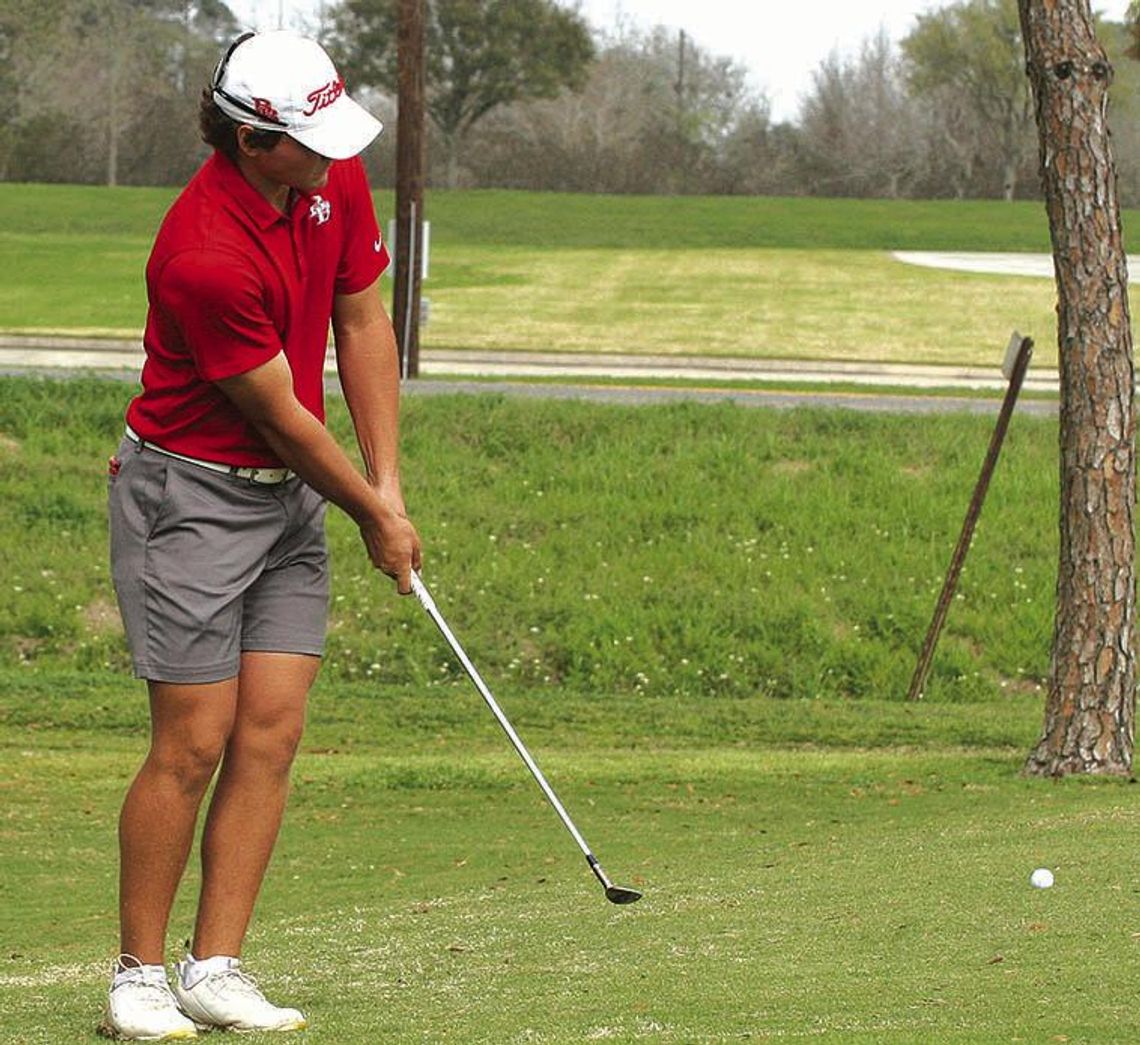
[125,425,295,485]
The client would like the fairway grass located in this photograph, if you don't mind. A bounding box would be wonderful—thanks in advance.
[4,701,1140,1043]
[0,185,1079,366]
[0,239,1062,368]
[426,247,1061,367]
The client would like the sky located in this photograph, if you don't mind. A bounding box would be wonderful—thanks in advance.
[228,0,1135,123]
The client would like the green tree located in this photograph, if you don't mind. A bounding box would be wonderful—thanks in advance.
[902,0,1034,200]
[1128,0,1140,53]
[330,0,594,187]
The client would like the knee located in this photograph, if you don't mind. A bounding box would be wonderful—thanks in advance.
[235,716,304,775]
[266,718,305,770]
[148,734,227,795]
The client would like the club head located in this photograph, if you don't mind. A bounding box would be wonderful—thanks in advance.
[605,884,643,905]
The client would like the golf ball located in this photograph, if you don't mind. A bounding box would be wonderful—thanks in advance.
[1030,867,1054,889]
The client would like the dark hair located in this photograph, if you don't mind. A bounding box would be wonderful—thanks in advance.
[198,89,284,160]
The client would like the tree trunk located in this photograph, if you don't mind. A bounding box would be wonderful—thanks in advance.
[1018,0,1136,777]
[1002,159,1016,201]
[1002,108,1020,201]
[103,4,122,188]
[443,132,460,189]
[107,116,119,188]
[107,46,120,187]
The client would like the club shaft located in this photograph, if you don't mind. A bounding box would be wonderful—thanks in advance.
[410,575,608,883]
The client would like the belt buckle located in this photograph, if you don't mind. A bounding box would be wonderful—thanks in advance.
[240,466,289,484]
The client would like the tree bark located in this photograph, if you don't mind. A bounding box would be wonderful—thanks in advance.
[1018,0,1135,777]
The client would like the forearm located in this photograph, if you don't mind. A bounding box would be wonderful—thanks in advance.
[223,365,421,591]
[215,356,391,527]
[335,319,405,500]
[248,395,395,527]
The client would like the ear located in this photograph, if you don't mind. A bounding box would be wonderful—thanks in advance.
[235,124,261,157]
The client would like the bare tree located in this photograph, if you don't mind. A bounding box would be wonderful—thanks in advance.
[0,0,234,185]
[464,22,773,195]
[798,32,926,198]
[1019,0,1136,777]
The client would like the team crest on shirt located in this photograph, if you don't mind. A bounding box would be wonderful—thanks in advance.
[309,195,332,225]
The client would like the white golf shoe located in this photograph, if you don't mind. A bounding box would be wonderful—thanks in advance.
[172,955,307,1033]
[101,955,198,1041]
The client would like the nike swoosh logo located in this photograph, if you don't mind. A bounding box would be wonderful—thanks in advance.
[374,238,383,252]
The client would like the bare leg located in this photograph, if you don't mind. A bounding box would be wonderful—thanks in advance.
[191,652,319,958]
[119,679,238,964]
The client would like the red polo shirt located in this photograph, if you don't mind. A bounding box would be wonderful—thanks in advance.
[126,152,389,466]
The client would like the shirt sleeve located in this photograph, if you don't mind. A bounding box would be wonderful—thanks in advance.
[335,157,389,295]
[157,249,283,382]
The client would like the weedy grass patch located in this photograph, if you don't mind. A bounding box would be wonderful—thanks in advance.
[0,377,1060,702]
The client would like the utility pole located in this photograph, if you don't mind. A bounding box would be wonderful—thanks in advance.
[675,28,686,123]
[394,0,425,379]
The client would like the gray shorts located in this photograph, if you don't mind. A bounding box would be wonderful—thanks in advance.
[108,437,329,684]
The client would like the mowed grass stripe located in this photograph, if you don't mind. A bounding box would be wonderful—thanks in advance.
[426,247,1061,364]
[0,238,1063,366]
[0,185,1089,365]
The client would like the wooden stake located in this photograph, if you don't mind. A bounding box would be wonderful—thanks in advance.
[906,333,1034,701]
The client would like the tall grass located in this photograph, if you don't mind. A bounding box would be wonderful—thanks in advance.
[0,376,1057,707]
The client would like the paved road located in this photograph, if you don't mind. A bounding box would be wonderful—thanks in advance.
[406,377,1056,416]
[0,335,1057,416]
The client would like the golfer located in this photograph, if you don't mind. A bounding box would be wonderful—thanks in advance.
[102,30,420,1040]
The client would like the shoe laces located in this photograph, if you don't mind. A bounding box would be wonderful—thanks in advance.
[209,965,270,1004]
[112,955,177,1007]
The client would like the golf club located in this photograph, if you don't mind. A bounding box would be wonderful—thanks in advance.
[409,572,643,906]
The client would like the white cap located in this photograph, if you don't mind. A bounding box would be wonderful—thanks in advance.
[212,30,383,160]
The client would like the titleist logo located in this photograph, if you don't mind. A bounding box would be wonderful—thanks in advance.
[303,78,344,117]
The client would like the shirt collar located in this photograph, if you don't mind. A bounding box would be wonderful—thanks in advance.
[207,151,290,231]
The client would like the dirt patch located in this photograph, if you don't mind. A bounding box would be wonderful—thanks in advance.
[83,597,123,636]
[13,636,45,662]
[771,459,813,477]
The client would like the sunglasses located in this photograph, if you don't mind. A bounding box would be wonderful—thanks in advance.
[211,32,287,128]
